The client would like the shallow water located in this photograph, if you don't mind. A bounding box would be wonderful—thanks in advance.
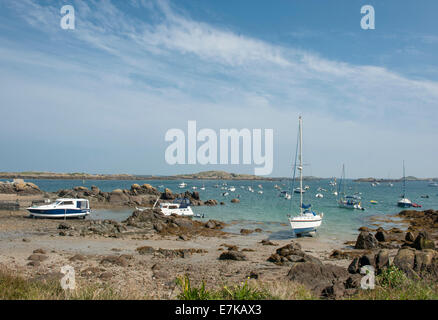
[3,178,438,242]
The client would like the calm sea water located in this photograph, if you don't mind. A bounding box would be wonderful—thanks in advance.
[3,178,438,242]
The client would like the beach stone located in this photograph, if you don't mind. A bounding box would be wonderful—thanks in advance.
[329,250,350,260]
[33,249,47,254]
[58,222,73,230]
[99,272,113,280]
[354,232,379,249]
[136,246,155,255]
[260,239,278,246]
[231,198,240,203]
[22,238,31,242]
[28,254,48,262]
[240,229,254,235]
[413,231,435,250]
[69,254,87,262]
[219,251,247,261]
[27,261,41,267]
[267,253,282,263]
[100,256,128,267]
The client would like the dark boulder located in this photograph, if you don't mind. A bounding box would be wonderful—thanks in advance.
[413,231,435,250]
[355,232,379,249]
[219,251,247,261]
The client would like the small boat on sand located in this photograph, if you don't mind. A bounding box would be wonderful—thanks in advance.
[27,198,90,219]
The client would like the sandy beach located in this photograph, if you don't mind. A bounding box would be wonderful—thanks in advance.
[0,209,353,299]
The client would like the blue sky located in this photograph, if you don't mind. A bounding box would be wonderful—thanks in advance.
[0,0,437,178]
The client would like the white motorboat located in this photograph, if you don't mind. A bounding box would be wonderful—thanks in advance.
[293,187,305,194]
[229,186,236,192]
[178,182,187,188]
[288,117,323,235]
[315,193,323,198]
[27,198,90,219]
[159,198,194,216]
[397,161,413,208]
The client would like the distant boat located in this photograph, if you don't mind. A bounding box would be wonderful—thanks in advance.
[229,186,236,192]
[397,161,413,208]
[338,164,364,210]
[293,187,305,194]
[315,193,323,198]
[428,181,438,187]
[222,192,229,196]
[288,116,323,235]
[200,185,206,191]
[27,198,90,219]
[178,182,187,188]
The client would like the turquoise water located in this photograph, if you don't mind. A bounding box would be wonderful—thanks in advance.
[3,178,438,241]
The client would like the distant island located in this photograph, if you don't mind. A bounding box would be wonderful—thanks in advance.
[0,170,321,181]
[0,171,436,182]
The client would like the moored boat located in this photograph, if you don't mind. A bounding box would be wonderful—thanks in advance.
[288,116,324,235]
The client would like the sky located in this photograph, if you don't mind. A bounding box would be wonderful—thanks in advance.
[0,0,437,178]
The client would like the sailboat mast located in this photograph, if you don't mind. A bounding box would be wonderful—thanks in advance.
[299,116,303,215]
[402,160,406,198]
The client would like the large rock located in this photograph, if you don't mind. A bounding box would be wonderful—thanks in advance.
[354,232,379,249]
[393,248,418,279]
[287,262,349,296]
[413,231,435,250]
[219,251,247,261]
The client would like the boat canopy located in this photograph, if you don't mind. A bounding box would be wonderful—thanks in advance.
[173,198,191,208]
[301,203,312,209]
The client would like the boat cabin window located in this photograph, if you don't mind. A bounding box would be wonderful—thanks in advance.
[58,201,74,206]
[161,205,168,209]
[169,205,178,209]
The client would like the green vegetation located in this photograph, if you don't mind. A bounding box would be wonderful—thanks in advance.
[0,269,146,300]
[351,266,438,300]
[175,275,314,300]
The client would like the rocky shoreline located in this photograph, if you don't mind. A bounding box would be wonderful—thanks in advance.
[0,180,222,210]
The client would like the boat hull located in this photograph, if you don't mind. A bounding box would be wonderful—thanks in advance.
[28,208,90,218]
[289,217,322,235]
[397,202,412,208]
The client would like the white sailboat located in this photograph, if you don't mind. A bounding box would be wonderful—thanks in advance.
[398,161,412,208]
[288,117,323,235]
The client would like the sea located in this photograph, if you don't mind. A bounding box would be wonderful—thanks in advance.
[3,178,438,243]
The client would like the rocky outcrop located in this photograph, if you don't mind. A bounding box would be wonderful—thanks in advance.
[399,209,438,231]
[0,180,42,195]
[347,249,389,275]
[136,246,207,258]
[124,209,226,237]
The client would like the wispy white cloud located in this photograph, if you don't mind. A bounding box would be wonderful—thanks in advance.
[0,0,437,176]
